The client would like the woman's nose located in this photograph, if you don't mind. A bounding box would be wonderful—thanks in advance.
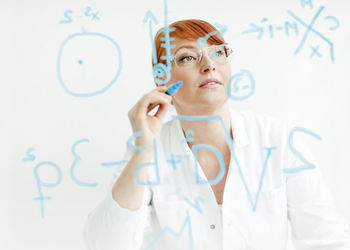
[200,53,216,73]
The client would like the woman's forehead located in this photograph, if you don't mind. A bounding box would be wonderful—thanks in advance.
[172,38,214,51]
[170,38,196,54]
[173,38,197,47]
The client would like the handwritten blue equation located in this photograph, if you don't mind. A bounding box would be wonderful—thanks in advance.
[59,6,100,24]
[21,122,321,219]
[126,117,322,249]
[57,8,122,97]
[226,69,255,101]
[144,0,175,86]
[22,138,102,218]
[241,0,340,62]
[129,116,322,211]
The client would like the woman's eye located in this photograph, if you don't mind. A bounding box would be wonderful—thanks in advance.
[179,56,196,62]
[183,56,194,61]
[211,50,225,58]
[217,50,225,56]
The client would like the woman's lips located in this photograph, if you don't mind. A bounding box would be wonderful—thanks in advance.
[199,79,222,88]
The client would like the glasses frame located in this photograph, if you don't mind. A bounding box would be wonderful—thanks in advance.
[171,43,233,69]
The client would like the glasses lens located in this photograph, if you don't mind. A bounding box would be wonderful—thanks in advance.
[174,48,200,68]
[208,45,230,63]
[173,44,232,68]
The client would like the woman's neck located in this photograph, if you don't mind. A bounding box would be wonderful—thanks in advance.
[177,103,232,150]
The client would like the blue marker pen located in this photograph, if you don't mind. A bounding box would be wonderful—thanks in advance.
[147,80,183,113]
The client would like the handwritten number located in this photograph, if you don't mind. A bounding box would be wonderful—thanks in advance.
[284,127,322,174]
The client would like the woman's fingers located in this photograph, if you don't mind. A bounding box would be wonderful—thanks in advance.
[139,87,172,114]
[153,99,170,120]
[128,86,172,132]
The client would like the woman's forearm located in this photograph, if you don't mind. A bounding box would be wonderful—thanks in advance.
[112,149,153,210]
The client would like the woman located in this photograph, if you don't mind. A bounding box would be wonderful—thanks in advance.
[84,19,350,250]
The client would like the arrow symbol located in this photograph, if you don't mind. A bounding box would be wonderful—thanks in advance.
[241,23,264,40]
[197,23,228,48]
[143,10,159,65]
[214,22,228,37]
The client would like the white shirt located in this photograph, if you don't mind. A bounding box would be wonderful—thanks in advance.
[84,109,350,250]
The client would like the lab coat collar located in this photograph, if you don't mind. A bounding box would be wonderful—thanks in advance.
[230,109,250,149]
[169,119,193,156]
[169,109,250,156]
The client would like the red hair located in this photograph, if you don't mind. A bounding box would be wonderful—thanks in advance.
[153,19,226,66]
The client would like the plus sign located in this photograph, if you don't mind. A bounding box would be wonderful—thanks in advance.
[167,154,181,171]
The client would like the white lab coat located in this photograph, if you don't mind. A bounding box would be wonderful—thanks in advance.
[84,109,350,250]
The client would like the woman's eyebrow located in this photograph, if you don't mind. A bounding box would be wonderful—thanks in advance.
[174,45,197,54]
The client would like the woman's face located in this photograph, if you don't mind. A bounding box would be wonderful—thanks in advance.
[166,38,232,114]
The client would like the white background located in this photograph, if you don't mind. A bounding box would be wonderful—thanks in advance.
[2,0,350,249]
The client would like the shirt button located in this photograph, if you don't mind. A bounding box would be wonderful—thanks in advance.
[210,224,215,230]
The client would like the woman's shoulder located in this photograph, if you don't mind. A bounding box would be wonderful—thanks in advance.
[231,109,290,129]
[230,108,292,144]
[231,108,286,124]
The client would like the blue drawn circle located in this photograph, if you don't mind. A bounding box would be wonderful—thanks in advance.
[153,63,170,85]
[57,31,122,97]
[226,69,255,101]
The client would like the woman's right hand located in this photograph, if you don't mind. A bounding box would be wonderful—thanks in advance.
[127,86,172,150]
[112,87,171,210]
